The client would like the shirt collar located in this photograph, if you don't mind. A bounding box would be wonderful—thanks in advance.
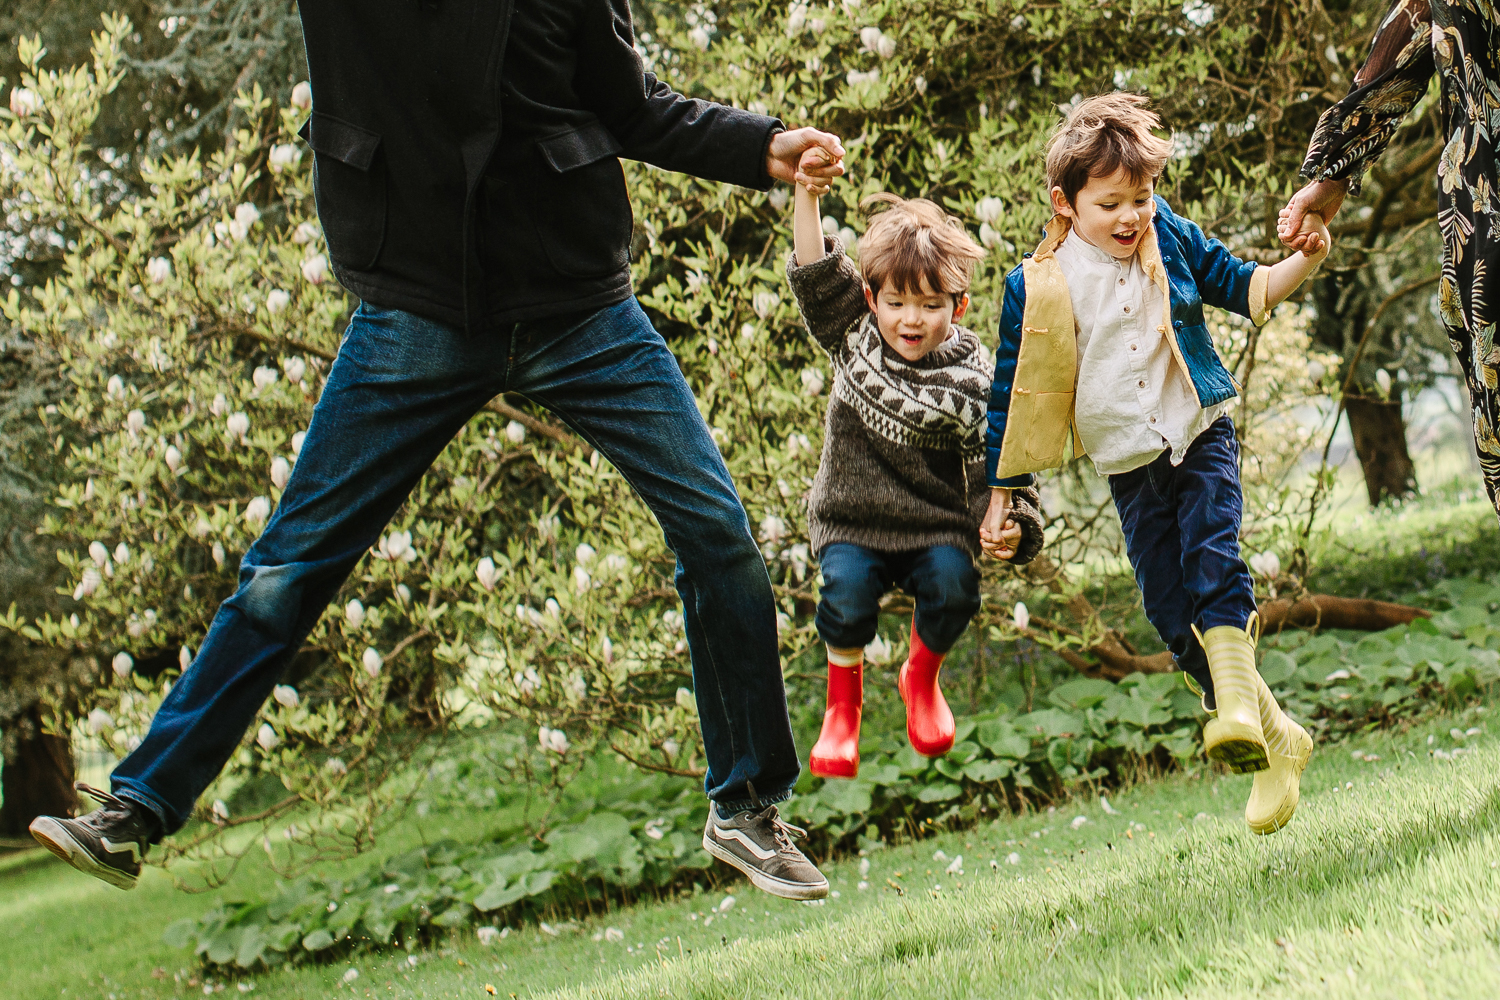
[1058,231,1127,267]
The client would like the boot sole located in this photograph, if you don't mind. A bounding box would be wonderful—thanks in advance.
[897,663,954,758]
[29,817,137,890]
[701,836,829,900]
[1204,718,1269,773]
[809,756,858,779]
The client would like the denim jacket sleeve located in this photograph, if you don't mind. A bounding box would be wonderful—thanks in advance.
[985,264,1036,489]
[1158,199,1263,324]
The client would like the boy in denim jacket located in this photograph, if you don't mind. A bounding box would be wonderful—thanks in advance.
[982,94,1331,833]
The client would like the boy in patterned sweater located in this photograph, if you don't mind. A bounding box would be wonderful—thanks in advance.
[785,158,1046,779]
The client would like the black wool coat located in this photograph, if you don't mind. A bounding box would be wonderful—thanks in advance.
[295,0,782,333]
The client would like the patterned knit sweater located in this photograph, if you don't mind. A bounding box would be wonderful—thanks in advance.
[786,237,1045,562]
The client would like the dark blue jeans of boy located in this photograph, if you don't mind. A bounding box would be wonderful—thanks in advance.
[1108,416,1257,704]
[815,543,981,655]
[111,298,799,834]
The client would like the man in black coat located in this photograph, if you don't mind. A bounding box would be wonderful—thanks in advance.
[30,0,843,901]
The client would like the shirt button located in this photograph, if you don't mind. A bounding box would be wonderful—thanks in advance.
[1118,277,1126,286]
[1123,305,1131,314]
[1149,416,1158,424]
[1130,344,1138,351]
[1138,380,1146,388]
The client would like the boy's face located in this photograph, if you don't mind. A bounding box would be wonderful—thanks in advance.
[863,279,970,362]
[1051,167,1156,260]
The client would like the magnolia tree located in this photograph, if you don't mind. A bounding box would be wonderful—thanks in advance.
[1,1,1341,867]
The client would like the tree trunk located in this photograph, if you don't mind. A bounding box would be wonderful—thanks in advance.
[1345,396,1418,506]
[0,702,76,836]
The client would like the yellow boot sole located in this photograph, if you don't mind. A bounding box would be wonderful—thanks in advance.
[1203,716,1269,774]
[1247,723,1313,835]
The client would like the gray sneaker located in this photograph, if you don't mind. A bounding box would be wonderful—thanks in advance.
[702,791,829,900]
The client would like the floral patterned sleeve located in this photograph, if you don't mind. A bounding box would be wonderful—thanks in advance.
[1299,0,1437,195]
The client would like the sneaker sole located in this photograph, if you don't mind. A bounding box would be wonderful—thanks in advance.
[702,835,829,901]
[29,817,138,890]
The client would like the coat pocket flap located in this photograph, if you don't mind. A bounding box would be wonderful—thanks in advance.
[537,120,624,173]
[298,112,382,172]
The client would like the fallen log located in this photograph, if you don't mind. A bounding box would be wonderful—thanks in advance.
[1258,594,1430,633]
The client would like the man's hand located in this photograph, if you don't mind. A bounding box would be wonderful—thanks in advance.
[1277,178,1348,254]
[980,488,1022,561]
[768,127,845,189]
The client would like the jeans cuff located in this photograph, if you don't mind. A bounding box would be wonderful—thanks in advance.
[111,784,171,842]
[714,783,794,815]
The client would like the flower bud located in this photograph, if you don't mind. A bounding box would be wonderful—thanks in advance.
[345,599,365,628]
[271,457,291,490]
[146,257,171,284]
[88,708,114,734]
[505,420,526,445]
[476,557,498,591]
[256,723,280,751]
[291,431,307,457]
[112,651,134,678]
[89,541,110,567]
[165,445,182,473]
[301,254,329,285]
[252,366,279,391]
[245,496,271,528]
[362,647,383,676]
[126,410,146,435]
[227,411,250,440]
[266,289,291,314]
[281,356,306,384]
[290,81,312,109]
[1013,602,1030,630]
[9,86,41,116]
[179,646,193,669]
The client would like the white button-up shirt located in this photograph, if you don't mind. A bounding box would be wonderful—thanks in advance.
[1054,232,1231,476]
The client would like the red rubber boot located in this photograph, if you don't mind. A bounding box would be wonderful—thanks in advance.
[898,624,954,757]
[809,660,863,779]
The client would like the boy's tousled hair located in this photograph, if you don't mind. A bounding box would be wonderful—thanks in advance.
[856,193,985,298]
[1045,93,1174,207]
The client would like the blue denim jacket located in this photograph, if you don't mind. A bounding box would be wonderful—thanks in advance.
[985,197,1270,488]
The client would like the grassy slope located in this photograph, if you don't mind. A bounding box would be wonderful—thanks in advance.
[7,709,1500,999]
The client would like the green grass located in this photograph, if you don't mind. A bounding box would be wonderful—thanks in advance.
[7,707,1500,999]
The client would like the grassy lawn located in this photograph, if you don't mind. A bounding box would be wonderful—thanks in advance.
[6,705,1499,999]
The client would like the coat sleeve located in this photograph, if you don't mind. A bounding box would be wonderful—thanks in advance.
[1160,201,1260,323]
[785,237,867,355]
[575,0,782,190]
[1300,0,1435,195]
[985,265,1035,489]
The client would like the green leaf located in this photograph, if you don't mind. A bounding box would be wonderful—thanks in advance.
[1048,678,1116,710]
[472,879,529,912]
[934,757,965,780]
[1012,708,1085,739]
[1259,650,1297,686]
[915,782,962,803]
[962,759,1012,782]
[975,719,1031,758]
[162,918,198,950]
[301,929,335,952]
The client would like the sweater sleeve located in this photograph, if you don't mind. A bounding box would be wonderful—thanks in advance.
[785,237,868,355]
[1006,487,1046,567]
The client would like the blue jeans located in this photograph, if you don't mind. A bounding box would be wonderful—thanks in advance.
[112,299,798,833]
[1108,417,1257,703]
[815,543,980,655]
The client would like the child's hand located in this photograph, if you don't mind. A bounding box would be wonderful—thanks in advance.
[797,146,841,196]
[980,489,1020,561]
[1277,206,1332,258]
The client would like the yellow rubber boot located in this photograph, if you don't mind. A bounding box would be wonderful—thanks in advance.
[1193,617,1268,774]
[1245,672,1313,835]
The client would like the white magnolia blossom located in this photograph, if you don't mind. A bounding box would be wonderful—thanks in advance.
[1307,359,1327,382]
[876,34,895,58]
[1013,601,1030,629]
[290,81,312,108]
[914,74,928,95]
[146,256,171,284]
[800,367,826,397]
[505,420,527,444]
[663,738,680,756]
[740,322,758,341]
[476,557,499,591]
[396,583,411,603]
[212,541,226,568]
[112,651,134,679]
[573,565,593,593]
[752,290,779,319]
[787,542,810,581]
[1249,551,1281,580]
[545,597,562,619]
[767,188,789,213]
[759,515,787,545]
[362,647,384,676]
[179,646,193,669]
[252,365,279,391]
[164,445,183,473]
[602,636,614,663]
[227,411,251,441]
[89,541,110,567]
[9,86,41,116]
[114,543,130,565]
[266,289,291,314]
[271,456,291,490]
[864,633,894,665]
[211,799,231,821]
[282,356,307,384]
[1374,369,1392,396]
[126,409,146,435]
[291,430,307,456]
[976,197,1004,226]
[515,666,541,695]
[688,26,711,49]
[228,203,260,241]
[87,708,114,735]
[810,16,826,33]
[73,566,102,601]
[106,374,126,398]
[245,496,271,527]
[846,68,880,87]
[536,513,560,541]
[538,726,570,754]
[787,2,808,32]
[256,723,280,751]
[344,599,366,628]
[379,530,415,561]
[211,393,230,417]
[268,143,301,171]
[979,222,1004,250]
[858,26,882,50]
[192,515,212,538]
[575,543,597,566]
[292,221,321,244]
[301,254,329,285]
[325,757,348,775]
